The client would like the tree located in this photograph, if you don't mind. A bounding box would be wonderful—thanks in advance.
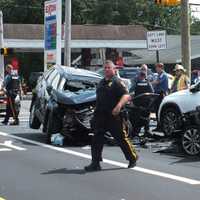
[0,0,182,34]
[0,0,45,24]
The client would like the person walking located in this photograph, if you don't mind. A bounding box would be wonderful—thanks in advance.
[152,63,168,132]
[171,64,189,93]
[84,60,138,172]
[1,64,20,125]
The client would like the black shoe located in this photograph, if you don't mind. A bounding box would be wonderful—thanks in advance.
[9,120,19,126]
[1,120,8,125]
[128,159,137,168]
[144,130,154,138]
[152,127,162,132]
[84,162,101,172]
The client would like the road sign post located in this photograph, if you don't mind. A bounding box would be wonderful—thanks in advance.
[64,0,71,67]
[181,0,191,80]
[0,11,4,80]
[44,0,62,71]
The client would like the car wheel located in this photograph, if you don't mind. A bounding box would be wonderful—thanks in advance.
[182,126,200,156]
[29,104,41,129]
[46,113,53,144]
[161,108,181,136]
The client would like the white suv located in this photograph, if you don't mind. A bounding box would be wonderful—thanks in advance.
[158,81,200,136]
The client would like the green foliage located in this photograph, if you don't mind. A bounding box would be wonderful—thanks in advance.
[0,0,183,33]
[0,0,45,24]
[71,0,182,34]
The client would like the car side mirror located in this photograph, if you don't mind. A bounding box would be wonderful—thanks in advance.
[46,85,53,95]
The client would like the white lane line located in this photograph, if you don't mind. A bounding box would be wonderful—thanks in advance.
[0,148,12,152]
[82,145,91,150]
[3,140,26,151]
[0,131,200,185]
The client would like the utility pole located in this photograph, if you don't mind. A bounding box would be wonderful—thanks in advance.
[64,0,71,66]
[181,0,191,80]
[0,11,4,79]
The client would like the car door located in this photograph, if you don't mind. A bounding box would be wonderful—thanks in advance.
[35,68,55,117]
[41,69,58,114]
[180,82,200,113]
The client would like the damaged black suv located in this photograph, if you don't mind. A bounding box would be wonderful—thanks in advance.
[29,65,102,143]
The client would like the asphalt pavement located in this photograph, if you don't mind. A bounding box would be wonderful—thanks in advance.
[0,100,200,200]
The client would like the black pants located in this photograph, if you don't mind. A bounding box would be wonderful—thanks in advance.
[4,96,19,122]
[91,114,137,163]
[154,93,165,128]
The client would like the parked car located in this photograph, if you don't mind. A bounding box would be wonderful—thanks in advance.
[119,67,153,80]
[29,65,102,143]
[158,81,200,138]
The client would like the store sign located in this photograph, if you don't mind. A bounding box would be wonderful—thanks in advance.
[44,0,61,70]
[147,30,167,51]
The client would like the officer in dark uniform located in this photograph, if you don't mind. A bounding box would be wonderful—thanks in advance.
[130,71,154,137]
[84,60,138,172]
[1,64,20,125]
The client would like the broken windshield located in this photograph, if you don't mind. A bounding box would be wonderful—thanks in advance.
[63,80,96,92]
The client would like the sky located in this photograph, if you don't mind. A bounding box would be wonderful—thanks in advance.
[189,0,200,19]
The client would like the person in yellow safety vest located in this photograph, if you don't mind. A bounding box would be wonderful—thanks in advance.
[171,64,190,93]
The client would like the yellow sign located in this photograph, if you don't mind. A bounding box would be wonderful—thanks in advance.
[155,0,181,6]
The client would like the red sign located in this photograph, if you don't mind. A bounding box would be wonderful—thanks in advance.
[116,56,124,67]
[11,57,19,71]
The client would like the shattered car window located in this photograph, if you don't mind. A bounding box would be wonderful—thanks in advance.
[63,80,96,92]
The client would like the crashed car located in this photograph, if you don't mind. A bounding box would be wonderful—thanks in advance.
[29,65,102,143]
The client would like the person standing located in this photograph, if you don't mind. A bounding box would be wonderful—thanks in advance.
[130,70,154,137]
[171,64,189,93]
[1,64,20,125]
[140,64,154,82]
[152,63,168,132]
[84,60,138,172]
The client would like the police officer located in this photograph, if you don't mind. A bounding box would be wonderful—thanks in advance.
[129,70,154,137]
[1,64,20,125]
[132,70,154,96]
[84,60,138,172]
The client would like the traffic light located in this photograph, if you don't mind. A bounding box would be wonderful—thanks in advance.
[155,0,181,6]
[0,48,14,56]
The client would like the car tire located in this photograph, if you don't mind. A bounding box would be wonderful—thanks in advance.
[182,126,200,156]
[29,104,41,129]
[46,113,53,144]
[161,107,181,137]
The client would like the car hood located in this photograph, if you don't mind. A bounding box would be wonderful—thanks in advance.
[161,89,191,106]
[53,89,96,105]
[165,89,190,99]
